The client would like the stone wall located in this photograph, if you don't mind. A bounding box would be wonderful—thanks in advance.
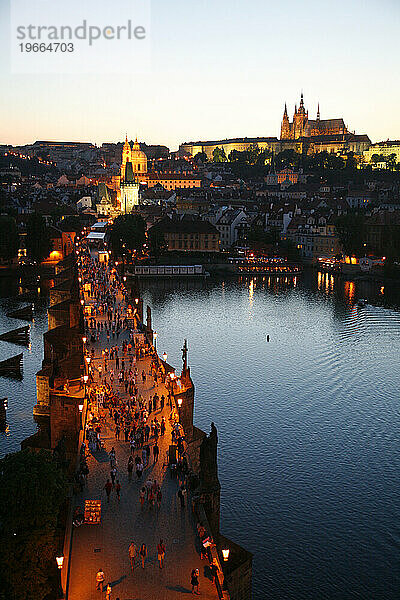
[49,392,80,460]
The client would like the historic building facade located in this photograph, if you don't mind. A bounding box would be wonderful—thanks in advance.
[280,93,348,140]
[180,94,371,159]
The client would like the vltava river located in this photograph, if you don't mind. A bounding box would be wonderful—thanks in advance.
[1,270,400,599]
[140,271,400,600]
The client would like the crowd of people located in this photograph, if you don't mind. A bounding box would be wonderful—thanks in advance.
[74,244,220,598]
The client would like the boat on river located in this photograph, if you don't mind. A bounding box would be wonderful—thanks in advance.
[229,256,302,276]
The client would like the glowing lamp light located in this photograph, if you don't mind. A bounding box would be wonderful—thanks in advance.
[82,337,87,344]
[154,332,158,340]
[135,298,139,304]
[78,404,84,412]
[177,398,183,408]
[80,299,84,306]
[222,548,230,561]
[85,356,91,364]
[170,372,176,380]
[123,276,127,282]
[83,375,88,383]
[162,352,168,362]
[56,556,64,569]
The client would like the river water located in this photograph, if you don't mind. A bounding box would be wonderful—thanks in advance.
[1,270,399,599]
[139,271,400,600]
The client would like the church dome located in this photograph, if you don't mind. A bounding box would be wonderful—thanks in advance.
[130,138,147,174]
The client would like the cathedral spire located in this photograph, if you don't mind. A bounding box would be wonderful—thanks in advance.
[283,102,288,117]
[317,102,320,120]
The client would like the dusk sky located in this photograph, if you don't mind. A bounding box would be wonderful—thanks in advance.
[0,0,399,150]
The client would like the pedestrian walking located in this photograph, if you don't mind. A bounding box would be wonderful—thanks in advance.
[104,479,112,503]
[139,543,147,569]
[136,461,143,480]
[105,583,112,600]
[95,568,105,591]
[128,456,134,481]
[157,539,165,569]
[128,542,137,571]
[178,486,185,508]
[115,480,121,501]
[110,466,117,486]
[156,487,162,509]
[153,442,159,463]
[191,568,200,595]
[209,558,220,584]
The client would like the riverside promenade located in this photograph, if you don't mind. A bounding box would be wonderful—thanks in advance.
[67,253,219,600]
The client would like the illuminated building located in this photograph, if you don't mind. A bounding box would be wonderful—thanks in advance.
[180,93,370,158]
[121,135,148,180]
[280,94,347,140]
[363,141,400,164]
[120,161,140,213]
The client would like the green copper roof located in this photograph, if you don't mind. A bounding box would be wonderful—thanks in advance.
[125,161,134,182]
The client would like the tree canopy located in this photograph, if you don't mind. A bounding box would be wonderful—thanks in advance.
[0,216,19,262]
[335,213,366,256]
[25,213,52,262]
[212,147,227,162]
[0,449,67,600]
[109,213,146,256]
[148,227,167,258]
[193,151,208,163]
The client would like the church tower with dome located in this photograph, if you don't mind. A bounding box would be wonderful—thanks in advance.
[118,135,146,213]
[121,135,147,179]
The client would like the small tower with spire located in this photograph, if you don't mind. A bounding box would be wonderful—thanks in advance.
[293,92,308,138]
[316,102,320,121]
[280,102,291,139]
[121,134,131,179]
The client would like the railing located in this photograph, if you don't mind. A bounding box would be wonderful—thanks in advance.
[128,265,206,276]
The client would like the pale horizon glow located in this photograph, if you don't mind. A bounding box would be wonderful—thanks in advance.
[1,0,399,151]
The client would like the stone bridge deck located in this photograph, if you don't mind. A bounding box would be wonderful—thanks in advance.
[67,280,219,600]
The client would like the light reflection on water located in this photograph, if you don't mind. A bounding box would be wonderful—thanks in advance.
[0,278,48,457]
[139,271,400,600]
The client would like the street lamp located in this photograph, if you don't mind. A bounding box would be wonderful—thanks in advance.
[162,352,168,362]
[82,336,87,344]
[85,356,91,365]
[83,374,88,399]
[56,556,64,569]
[222,548,230,562]
[153,331,157,351]
[177,397,182,422]
[80,299,84,306]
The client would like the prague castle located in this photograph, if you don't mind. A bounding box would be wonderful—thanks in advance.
[280,93,347,140]
[180,93,370,159]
